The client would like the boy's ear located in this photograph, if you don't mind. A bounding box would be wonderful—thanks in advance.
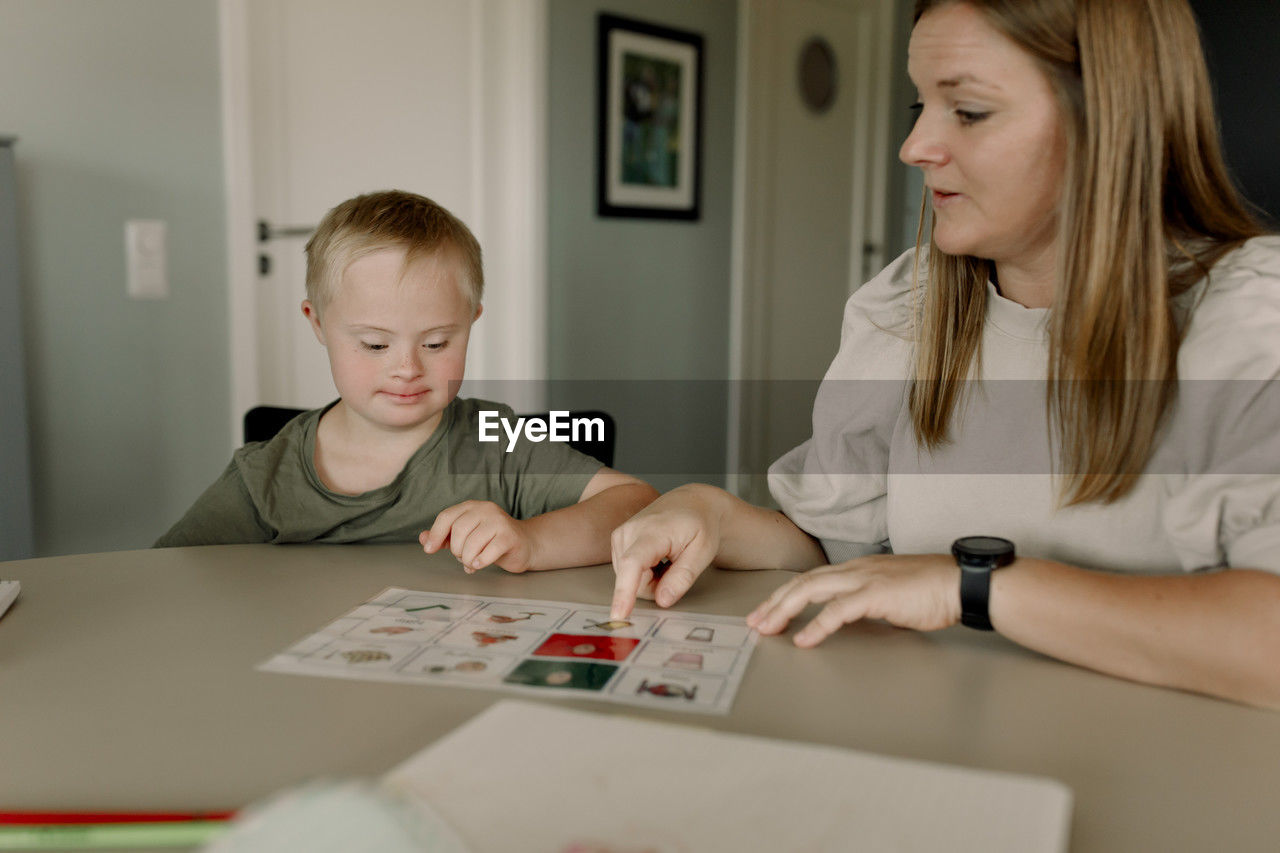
[472,303,484,323]
[301,300,326,345]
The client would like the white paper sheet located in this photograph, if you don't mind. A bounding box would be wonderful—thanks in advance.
[386,700,1073,853]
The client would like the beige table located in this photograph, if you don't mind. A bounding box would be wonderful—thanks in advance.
[1,544,1277,851]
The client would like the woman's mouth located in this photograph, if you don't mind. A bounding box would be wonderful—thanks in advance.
[931,189,962,207]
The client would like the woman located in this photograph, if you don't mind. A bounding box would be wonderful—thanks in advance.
[610,0,1280,707]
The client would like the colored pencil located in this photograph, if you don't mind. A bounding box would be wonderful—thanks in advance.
[0,810,234,825]
[0,820,229,849]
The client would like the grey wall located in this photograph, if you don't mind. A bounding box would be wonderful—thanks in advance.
[547,0,737,491]
[0,0,230,556]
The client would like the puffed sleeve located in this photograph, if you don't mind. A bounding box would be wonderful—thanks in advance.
[767,250,918,563]
[1162,236,1280,574]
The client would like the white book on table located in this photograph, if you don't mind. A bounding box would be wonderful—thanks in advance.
[385,699,1072,853]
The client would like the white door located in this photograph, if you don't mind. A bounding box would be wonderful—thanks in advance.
[732,0,893,503]
[220,0,548,439]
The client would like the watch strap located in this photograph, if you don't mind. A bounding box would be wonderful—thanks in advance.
[959,566,994,631]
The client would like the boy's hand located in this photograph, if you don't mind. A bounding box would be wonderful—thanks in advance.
[420,501,537,574]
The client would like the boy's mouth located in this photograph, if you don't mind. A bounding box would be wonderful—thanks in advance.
[382,389,430,403]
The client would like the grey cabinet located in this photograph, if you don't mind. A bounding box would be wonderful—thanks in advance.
[1,138,35,560]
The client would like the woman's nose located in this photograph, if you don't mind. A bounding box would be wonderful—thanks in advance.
[898,113,947,168]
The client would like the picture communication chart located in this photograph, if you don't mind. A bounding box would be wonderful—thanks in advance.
[260,588,760,715]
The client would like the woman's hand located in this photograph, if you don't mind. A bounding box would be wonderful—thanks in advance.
[746,554,962,647]
[609,485,727,619]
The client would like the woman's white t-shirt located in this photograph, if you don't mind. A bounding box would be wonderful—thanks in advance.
[768,237,1280,574]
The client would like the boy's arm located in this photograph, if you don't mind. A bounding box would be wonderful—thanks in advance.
[521,468,659,570]
[154,462,274,547]
[421,468,658,572]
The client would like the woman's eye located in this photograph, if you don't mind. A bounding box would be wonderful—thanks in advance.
[361,342,388,352]
[908,101,923,128]
[955,109,990,126]
[424,341,448,351]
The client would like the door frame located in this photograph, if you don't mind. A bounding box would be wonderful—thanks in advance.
[218,0,549,446]
[727,0,897,502]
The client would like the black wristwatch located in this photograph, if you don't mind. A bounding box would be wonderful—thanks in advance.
[952,536,1016,631]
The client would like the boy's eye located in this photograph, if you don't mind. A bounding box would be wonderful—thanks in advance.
[361,342,388,352]
[424,340,448,351]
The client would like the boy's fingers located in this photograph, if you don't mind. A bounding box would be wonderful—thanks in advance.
[458,523,496,570]
[424,503,467,552]
[468,533,509,574]
[448,512,484,563]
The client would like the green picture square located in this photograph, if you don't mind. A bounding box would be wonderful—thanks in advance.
[503,659,618,691]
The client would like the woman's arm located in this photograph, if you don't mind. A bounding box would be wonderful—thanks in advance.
[990,559,1280,708]
[610,483,827,619]
[747,553,1280,708]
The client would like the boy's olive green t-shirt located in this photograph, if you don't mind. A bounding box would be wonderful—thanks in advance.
[155,398,602,547]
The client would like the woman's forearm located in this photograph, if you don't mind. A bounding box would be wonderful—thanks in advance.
[680,484,827,571]
[991,559,1280,708]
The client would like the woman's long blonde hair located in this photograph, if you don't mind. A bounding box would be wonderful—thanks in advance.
[909,0,1265,504]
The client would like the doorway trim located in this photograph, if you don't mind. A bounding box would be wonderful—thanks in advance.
[727,0,897,502]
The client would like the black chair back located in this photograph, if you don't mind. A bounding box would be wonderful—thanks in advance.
[243,406,307,444]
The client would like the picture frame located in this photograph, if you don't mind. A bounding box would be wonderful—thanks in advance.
[596,14,704,220]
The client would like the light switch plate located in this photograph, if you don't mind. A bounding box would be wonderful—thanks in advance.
[126,219,168,299]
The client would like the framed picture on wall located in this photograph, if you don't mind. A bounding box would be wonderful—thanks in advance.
[597,14,704,220]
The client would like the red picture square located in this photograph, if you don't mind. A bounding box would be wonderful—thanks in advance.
[533,633,640,662]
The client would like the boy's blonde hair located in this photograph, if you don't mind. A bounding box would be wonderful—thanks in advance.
[304,190,484,315]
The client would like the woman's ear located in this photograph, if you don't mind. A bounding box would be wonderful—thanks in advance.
[472,303,484,323]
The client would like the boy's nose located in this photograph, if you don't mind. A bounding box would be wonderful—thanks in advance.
[389,348,425,379]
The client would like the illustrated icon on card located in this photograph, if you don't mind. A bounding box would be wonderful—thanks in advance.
[584,618,633,632]
[340,649,391,664]
[471,631,518,647]
[638,678,697,700]
[428,660,488,675]
[665,652,704,671]
[488,611,544,624]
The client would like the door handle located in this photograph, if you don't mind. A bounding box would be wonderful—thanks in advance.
[257,219,316,243]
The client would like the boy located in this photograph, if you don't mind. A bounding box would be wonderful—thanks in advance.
[156,190,657,573]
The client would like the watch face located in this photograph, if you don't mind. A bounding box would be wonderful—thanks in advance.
[951,536,1016,568]
[954,536,1014,557]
